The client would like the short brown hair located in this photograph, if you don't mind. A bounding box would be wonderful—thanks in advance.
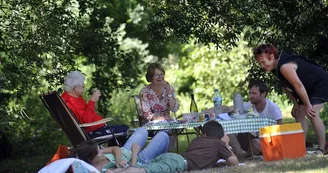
[145,63,165,82]
[253,43,279,59]
[248,79,269,97]
[70,140,98,164]
[202,120,224,138]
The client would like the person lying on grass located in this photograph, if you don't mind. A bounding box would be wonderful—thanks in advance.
[90,121,238,173]
[70,127,169,173]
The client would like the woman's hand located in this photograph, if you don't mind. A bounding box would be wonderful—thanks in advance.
[115,159,127,168]
[164,80,173,95]
[90,90,101,102]
[304,104,316,119]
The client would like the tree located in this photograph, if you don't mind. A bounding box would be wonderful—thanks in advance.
[0,0,153,155]
[141,0,328,72]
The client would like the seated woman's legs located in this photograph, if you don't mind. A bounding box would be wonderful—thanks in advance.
[138,131,169,163]
[87,125,111,139]
[251,138,262,153]
[228,134,244,160]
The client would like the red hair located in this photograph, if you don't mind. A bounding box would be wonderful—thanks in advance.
[253,44,279,59]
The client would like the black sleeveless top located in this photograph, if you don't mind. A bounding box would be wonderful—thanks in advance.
[272,51,328,101]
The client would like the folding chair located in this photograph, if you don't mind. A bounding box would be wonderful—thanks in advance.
[40,91,126,147]
[130,95,148,127]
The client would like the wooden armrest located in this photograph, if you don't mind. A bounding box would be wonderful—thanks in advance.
[79,117,113,127]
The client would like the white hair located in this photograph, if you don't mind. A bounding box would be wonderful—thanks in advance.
[63,71,85,92]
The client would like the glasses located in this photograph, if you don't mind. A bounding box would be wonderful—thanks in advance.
[153,73,165,78]
[74,85,85,89]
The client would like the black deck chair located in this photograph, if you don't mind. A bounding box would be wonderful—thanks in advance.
[40,91,126,147]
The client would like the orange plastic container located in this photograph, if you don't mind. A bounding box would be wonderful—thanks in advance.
[259,123,306,161]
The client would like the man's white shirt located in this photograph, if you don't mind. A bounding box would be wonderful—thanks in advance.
[244,99,282,121]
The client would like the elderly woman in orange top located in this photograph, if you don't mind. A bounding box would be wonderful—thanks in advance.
[139,63,180,125]
[61,71,129,139]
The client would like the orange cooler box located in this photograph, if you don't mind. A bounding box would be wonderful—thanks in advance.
[259,123,306,161]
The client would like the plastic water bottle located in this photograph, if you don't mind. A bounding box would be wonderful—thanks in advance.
[213,89,222,117]
[233,93,245,114]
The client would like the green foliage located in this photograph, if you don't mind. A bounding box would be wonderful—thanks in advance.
[142,0,328,87]
[108,85,144,126]
[0,0,153,156]
[169,39,252,111]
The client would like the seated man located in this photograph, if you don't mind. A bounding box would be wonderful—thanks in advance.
[61,71,129,144]
[230,79,282,158]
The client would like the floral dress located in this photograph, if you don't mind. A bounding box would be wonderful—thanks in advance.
[139,85,180,123]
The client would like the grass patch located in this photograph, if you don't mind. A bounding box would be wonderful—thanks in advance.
[1,117,327,172]
[0,153,52,173]
[187,155,328,173]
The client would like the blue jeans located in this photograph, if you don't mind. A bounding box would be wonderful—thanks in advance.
[123,127,169,164]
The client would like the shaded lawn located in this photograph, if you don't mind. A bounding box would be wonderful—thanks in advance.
[0,117,327,172]
[0,153,53,173]
[187,155,328,173]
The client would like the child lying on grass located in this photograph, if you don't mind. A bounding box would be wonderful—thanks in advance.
[70,127,169,173]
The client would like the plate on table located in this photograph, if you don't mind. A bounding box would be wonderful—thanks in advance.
[230,114,246,119]
[148,120,179,124]
[148,120,169,124]
[169,120,179,124]
[182,113,199,122]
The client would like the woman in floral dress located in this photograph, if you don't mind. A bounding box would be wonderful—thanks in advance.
[139,63,180,125]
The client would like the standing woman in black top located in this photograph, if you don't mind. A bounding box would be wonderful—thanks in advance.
[253,43,327,153]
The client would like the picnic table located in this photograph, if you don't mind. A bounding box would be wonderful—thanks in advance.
[128,117,277,135]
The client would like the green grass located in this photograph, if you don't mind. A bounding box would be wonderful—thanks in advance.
[0,117,327,173]
[0,153,53,173]
[187,156,328,173]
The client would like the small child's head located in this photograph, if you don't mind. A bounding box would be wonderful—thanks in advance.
[201,120,224,138]
[70,140,98,164]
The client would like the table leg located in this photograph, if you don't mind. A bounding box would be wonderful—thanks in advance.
[248,133,254,159]
[193,126,202,136]
[175,129,179,153]
[185,129,190,145]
